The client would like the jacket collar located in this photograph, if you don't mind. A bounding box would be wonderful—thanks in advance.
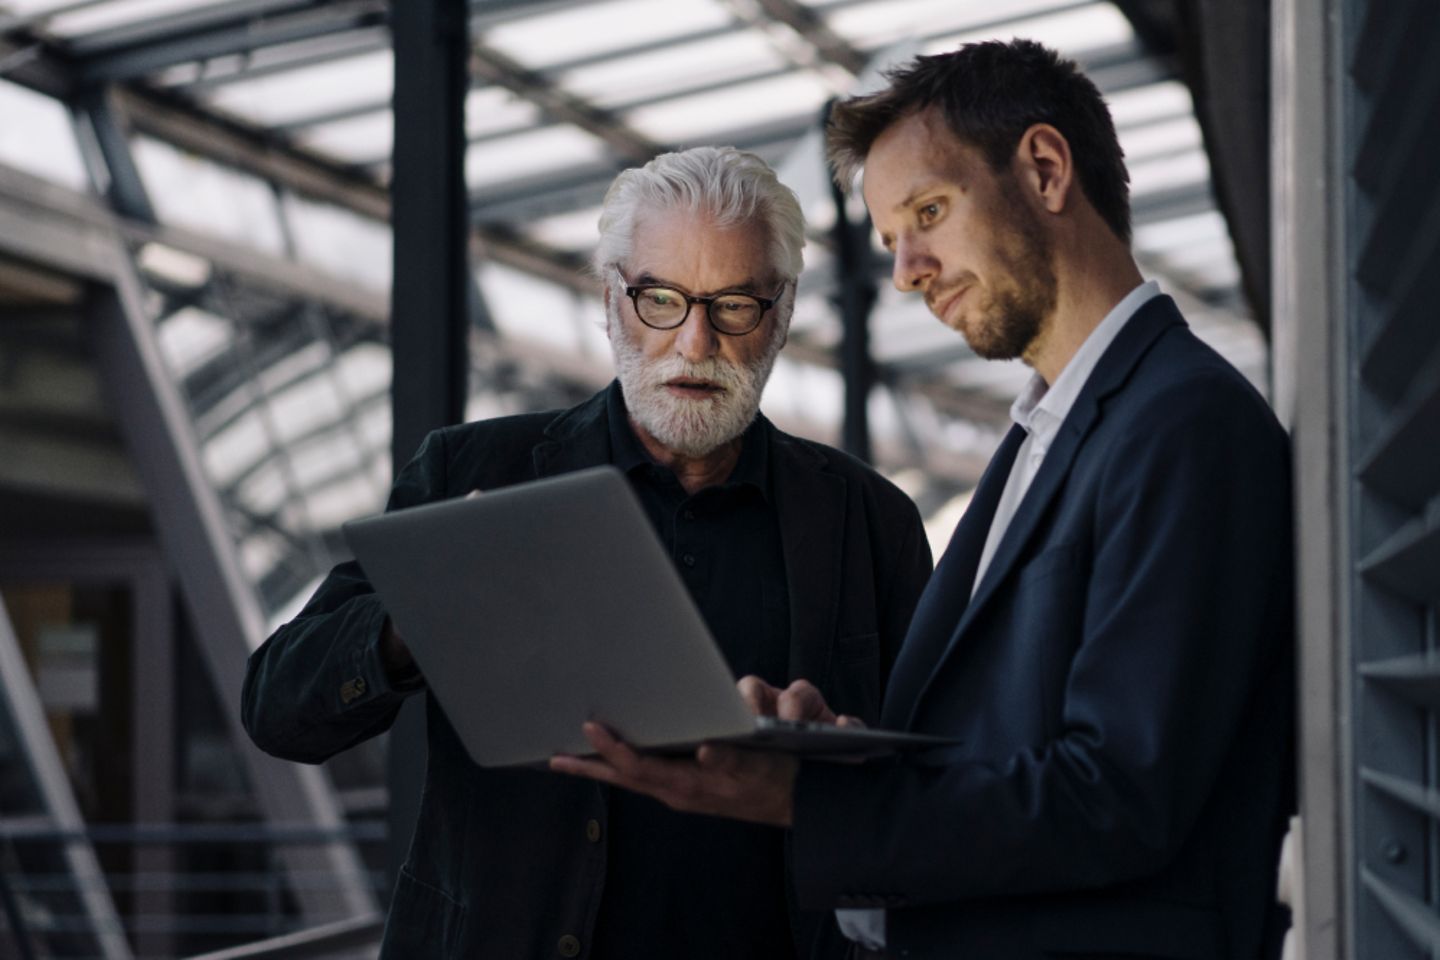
[900,295,1186,725]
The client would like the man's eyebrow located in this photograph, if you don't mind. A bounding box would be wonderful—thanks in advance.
[893,181,945,213]
[632,272,769,294]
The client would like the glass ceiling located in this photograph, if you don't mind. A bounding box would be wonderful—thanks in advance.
[0,0,1265,608]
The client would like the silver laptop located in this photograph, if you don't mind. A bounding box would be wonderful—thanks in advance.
[342,465,959,767]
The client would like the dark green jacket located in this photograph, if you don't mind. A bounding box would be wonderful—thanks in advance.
[242,385,932,959]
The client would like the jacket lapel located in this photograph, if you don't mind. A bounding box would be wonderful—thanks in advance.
[901,296,1186,726]
[769,429,847,688]
[882,425,1024,727]
[530,388,613,478]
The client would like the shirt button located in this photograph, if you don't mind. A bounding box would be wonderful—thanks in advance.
[585,819,601,843]
[682,554,696,567]
[683,509,695,521]
[558,934,581,957]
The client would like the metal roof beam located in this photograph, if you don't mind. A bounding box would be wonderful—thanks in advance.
[469,40,659,164]
[77,1,386,83]
[63,0,326,55]
[719,0,865,75]
[170,27,391,92]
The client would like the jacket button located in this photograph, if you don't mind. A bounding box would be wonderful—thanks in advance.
[585,818,601,843]
[558,934,581,957]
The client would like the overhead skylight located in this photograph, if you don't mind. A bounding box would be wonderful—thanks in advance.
[480,0,734,71]
[1127,148,1211,197]
[826,0,1077,51]
[295,110,393,167]
[0,80,88,191]
[558,30,786,109]
[1118,116,1203,165]
[528,205,605,254]
[154,305,229,377]
[132,135,286,255]
[203,49,393,128]
[624,70,832,144]
[467,86,544,140]
[1106,80,1195,129]
[281,192,393,293]
[5,0,218,37]
[464,125,610,190]
[924,2,1134,57]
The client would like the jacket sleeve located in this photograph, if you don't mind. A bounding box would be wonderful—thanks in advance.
[791,377,1292,906]
[240,429,451,764]
[876,496,933,684]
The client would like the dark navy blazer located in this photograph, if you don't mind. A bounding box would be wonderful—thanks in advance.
[241,386,933,959]
[793,296,1295,959]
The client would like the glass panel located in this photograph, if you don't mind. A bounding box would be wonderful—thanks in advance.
[826,0,1076,50]
[559,31,785,109]
[921,2,1134,56]
[281,193,393,293]
[0,80,89,191]
[480,0,733,70]
[467,85,543,140]
[1127,148,1211,197]
[624,70,832,143]
[1106,80,1195,129]
[203,49,392,127]
[26,0,224,37]
[294,110,393,167]
[464,125,609,190]
[528,205,603,254]
[133,136,287,255]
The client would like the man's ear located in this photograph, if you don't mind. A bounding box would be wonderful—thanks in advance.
[1016,123,1073,216]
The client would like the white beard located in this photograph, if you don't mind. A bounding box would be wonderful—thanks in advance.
[609,310,784,458]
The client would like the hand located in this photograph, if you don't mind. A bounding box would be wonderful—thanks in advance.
[549,723,798,827]
[379,618,420,682]
[736,676,867,728]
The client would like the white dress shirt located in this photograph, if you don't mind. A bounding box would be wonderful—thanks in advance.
[836,279,1161,951]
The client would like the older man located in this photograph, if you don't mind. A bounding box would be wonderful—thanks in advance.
[554,42,1294,960]
[241,146,932,960]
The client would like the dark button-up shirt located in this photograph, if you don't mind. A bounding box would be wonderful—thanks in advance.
[590,384,793,959]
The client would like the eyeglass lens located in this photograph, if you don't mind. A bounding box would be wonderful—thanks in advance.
[633,287,763,334]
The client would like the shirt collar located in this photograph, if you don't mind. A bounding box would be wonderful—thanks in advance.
[1010,279,1161,447]
[606,379,771,499]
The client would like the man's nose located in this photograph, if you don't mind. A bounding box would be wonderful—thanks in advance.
[892,237,936,292]
[673,302,719,361]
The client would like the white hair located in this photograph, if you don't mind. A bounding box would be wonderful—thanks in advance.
[591,146,807,287]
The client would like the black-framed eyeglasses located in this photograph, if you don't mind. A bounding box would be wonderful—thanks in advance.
[616,267,784,336]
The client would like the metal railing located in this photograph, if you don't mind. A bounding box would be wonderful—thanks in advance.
[0,821,387,960]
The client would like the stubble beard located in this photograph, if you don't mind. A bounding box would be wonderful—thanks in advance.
[954,176,1058,361]
[608,306,786,458]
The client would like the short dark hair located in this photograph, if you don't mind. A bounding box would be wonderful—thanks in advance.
[827,39,1132,243]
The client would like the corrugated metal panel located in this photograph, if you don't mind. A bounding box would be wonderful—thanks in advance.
[1348,0,1440,955]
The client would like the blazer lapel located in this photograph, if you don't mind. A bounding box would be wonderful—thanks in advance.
[902,296,1186,726]
[530,388,613,478]
[883,425,1024,728]
[769,430,847,689]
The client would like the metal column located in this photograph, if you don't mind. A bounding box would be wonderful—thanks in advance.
[74,87,377,924]
[828,129,877,462]
[387,0,470,890]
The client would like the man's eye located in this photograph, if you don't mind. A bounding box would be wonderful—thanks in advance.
[918,202,942,224]
[644,289,680,306]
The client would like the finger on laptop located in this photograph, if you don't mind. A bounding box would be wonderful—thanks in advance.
[736,675,782,716]
[776,679,836,724]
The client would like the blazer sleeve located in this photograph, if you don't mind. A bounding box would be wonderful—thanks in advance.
[240,429,451,764]
[791,376,1292,906]
[877,497,933,683]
